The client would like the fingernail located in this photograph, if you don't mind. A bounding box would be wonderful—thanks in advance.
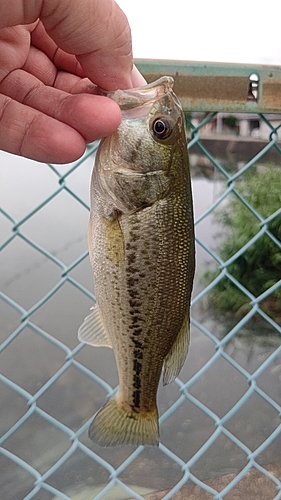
[131,65,147,87]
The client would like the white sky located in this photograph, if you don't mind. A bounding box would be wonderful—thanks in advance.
[117,0,281,66]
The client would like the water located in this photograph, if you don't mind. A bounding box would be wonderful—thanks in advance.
[1,148,280,500]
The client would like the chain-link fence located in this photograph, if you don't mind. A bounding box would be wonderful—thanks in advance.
[1,61,281,500]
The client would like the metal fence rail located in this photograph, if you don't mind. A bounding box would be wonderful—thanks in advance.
[1,61,281,500]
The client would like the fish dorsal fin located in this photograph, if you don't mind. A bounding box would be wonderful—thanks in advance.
[78,304,112,348]
[163,312,190,385]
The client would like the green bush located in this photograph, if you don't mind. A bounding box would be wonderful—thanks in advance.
[223,115,238,129]
[203,167,281,322]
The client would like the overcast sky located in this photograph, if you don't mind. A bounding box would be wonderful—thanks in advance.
[117,0,281,66]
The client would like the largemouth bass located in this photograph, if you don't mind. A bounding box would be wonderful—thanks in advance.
[78,76,195,446]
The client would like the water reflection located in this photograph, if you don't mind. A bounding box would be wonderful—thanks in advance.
[1,149,280,500]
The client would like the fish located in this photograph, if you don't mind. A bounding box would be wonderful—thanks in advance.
[78,76,195,447]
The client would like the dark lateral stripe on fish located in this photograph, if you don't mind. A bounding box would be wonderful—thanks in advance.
[133,390,141,408]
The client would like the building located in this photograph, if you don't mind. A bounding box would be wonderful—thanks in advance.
[191,112,281,141]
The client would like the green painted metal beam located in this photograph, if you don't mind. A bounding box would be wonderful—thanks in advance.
[135,59,281,114]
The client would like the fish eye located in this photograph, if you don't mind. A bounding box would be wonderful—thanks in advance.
[151,118,172,140]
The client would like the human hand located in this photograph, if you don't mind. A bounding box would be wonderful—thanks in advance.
[0,0,145,163]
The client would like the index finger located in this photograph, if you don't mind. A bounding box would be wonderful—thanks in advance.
[42,0,134,90]
[1,0,134,90]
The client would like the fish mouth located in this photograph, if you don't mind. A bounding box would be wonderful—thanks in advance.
[114,168,165,178]
[98,76,175,110]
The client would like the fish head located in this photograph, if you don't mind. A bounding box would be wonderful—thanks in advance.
[94,77,187,217]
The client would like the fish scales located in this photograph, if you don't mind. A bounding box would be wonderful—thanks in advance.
[78,77,195,446]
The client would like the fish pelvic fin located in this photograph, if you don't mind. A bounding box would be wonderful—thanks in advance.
[78,304,112,348]
[88,396,159,447]
[163,312,190,386]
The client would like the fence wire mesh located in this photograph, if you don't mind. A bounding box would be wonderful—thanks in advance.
[1,63,281,500]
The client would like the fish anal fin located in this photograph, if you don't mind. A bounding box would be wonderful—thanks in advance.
[89,395,159,447]
[163,312,190,386]
[78,304,112,348]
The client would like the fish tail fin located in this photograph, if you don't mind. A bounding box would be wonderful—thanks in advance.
[88,396,159,447]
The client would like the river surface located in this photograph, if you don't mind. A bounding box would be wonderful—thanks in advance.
[1,147,280,500]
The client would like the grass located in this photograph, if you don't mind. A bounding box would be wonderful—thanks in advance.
[202,166,281,324]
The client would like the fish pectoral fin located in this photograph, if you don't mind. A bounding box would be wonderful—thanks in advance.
[163,312,190,385]
[78,304,112,348]
[103,216,124,265]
